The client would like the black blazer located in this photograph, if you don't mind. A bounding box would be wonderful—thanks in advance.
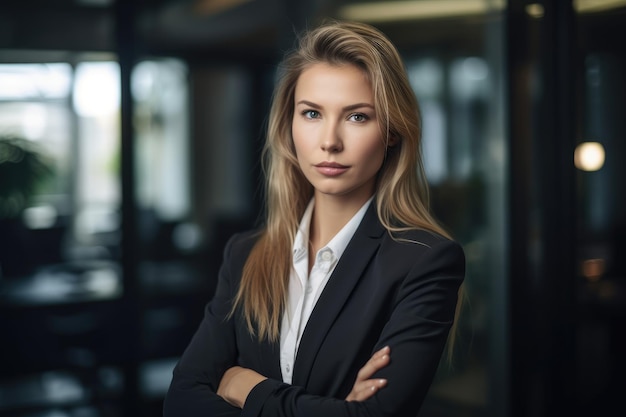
[163,204,465,417]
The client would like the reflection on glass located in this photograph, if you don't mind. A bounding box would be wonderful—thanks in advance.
[133,58,190,222]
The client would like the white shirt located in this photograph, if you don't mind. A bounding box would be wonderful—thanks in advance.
[279,197,373,384]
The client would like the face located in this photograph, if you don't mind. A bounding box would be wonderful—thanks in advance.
[292,62,387,206]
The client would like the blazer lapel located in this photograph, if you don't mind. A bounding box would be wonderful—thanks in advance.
[291,203,385,386]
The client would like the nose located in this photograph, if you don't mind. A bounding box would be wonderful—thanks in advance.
[320,122,343,153]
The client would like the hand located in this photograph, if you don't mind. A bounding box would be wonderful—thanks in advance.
[345,346,390,402]
[217,366,267,408]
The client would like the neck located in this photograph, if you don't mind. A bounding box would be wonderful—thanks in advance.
[309,193,371,251]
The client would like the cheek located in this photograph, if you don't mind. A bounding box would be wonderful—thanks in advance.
[362,137,387,169]
[370,150,386,175]
[292,121,315,158]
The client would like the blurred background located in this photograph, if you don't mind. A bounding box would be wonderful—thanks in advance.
[0,0,624,416]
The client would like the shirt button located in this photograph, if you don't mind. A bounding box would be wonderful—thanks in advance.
[305,285,312,294]
[321,250,332,261]
[286,364,290,373]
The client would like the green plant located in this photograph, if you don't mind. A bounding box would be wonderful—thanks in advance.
[0,135,54,218]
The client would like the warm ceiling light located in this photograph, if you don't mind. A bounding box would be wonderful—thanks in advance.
[574,142,605,171]
[338,0,505,23]
[574,0,626,13]
[525,3,545,18]
[581,258,605,282]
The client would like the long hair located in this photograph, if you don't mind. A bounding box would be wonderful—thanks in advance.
[232,20,458,343]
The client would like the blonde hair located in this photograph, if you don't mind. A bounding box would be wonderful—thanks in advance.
[233,20,457,342]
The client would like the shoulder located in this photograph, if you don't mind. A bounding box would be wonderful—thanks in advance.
[226,228,262,252]
[223,228,263,264]
[358,204,465,273]
[382,227,461,253]
[379,228,465,275]
[214,229,264,289]
[389,228,454,248]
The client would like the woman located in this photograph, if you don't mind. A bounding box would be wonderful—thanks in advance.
[163,20,464,417]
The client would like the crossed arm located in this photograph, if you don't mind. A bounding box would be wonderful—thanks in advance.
[164,234,464,417]
[217,346,391,408]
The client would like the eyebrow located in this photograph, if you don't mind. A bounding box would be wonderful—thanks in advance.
[296,100,375,112]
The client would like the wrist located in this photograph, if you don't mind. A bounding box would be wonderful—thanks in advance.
[220,367,267,408]
[234,370,266,408]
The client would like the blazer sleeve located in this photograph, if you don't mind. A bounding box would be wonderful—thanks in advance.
[162,235,242,417]
[241,239,465,417]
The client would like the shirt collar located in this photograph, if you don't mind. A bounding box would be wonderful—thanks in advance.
[292,196,374,262]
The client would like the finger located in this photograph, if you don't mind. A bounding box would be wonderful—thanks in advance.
[371,346,390,360]
[347,378,387,401]
[356,352,390,381]
[356,378,387,395]
[356,355,389,381]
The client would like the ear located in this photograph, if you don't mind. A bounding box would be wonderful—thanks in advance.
[387,134,399,147]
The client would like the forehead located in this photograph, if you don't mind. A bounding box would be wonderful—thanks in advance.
[294,62,373,104]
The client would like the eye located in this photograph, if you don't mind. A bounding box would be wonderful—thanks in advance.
[348,113,369,123]
[302,110,320,119]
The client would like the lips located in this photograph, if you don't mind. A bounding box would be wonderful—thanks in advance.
[314,161,349,176]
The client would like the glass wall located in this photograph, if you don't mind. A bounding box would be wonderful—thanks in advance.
[574,2,625,415]
[327,2,508,416]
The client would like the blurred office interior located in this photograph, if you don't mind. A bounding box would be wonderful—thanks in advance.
[0,0,624,416]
